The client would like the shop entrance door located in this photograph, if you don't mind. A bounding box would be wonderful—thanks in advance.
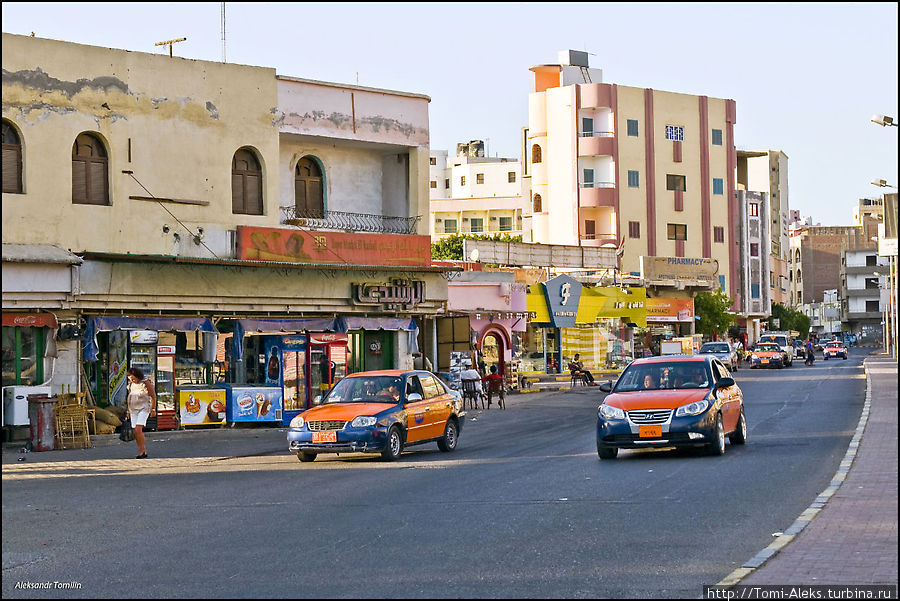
[362,331,393,371]
[282,350,306,412]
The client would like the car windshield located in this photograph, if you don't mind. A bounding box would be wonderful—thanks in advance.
[753,344,781,352]
[700,343,730,353]
[324,375,404,404]
[760,336,787,345]
[613,361,712,392]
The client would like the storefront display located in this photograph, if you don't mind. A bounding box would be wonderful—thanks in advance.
[177,386,227,427]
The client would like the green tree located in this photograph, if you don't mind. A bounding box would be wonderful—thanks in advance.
[431,233,522,261]
[694,289,736,338]
[768,303,811,339]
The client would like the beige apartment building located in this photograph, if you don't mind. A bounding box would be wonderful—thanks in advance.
[429,140,525,240]
[2,33,447,422]
[525,51,738,306]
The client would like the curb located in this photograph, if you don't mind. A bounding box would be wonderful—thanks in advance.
[715,360,875,587]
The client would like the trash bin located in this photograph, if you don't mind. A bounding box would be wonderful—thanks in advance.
[27,394,57,451]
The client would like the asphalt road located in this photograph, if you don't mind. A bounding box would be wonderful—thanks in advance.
[1,353,867,598]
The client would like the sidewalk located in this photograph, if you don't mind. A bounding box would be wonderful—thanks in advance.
[721,354,898,588]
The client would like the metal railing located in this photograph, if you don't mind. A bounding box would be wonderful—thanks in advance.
[281,206,421,235]
[580,181,616,189]
[579,130,615,138]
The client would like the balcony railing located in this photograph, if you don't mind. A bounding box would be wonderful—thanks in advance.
[579,131,615,138]
[281,207,420,235]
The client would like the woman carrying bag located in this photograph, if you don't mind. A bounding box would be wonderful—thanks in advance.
[125,367,156,459]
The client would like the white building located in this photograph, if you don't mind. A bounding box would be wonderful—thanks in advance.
[841,248,890,344]
[430,140,525,240]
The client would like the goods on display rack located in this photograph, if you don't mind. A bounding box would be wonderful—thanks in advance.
[447,351,472,390]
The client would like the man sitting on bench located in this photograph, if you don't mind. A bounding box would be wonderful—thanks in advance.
[568,353,596,385]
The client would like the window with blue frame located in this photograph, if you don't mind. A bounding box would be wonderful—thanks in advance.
[712,129,723,145]
[719,275,726,292]
[713,178,724,195]
[628,170,640,188]
[751,284,760,299]
[665,125,684,141]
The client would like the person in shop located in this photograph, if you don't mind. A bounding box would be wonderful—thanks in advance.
[568,353,596,385]
[125,367,156,459]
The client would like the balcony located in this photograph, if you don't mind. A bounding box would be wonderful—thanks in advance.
[580,233,618,247]
[578,132,616,157]
[846,311,882,321]
[579,83,615,109]
[281,207,420,235]
[843,287,880,298]
[580,182,616,208]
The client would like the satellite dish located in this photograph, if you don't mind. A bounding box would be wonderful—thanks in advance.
[470,249,480,262]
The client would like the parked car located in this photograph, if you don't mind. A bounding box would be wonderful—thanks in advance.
[596,355,747,459]
[698,342,739,371]
[748,342,786,369]
[823,341,848,360]
[287,370,465,462]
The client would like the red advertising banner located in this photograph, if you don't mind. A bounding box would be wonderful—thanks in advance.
[646,298,695,322]
[1,313,59,328]
[236,226,431,267]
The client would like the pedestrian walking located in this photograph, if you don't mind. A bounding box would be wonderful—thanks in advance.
[126,367,156,459]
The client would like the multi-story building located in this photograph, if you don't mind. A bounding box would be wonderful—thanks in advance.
[429,140,525,240]
[2,33,447,422]
[734,191,771,345]
[524,50,737,307]
[737,149,790,306]
[803,289,843,339]
[841,248,890,345]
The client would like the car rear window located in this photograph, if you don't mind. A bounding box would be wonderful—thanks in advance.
[700,344,730,353]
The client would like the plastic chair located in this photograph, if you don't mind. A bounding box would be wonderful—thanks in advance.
[460,379,483,410]
[485,378,505,409]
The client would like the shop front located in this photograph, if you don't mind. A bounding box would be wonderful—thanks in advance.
[524,275,647,373]
[635,297,698,356]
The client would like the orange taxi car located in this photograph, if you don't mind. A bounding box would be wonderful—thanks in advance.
[823,341,848,360]
[596,355,747,459]
[287,370,464,462]
[748,342,786,369]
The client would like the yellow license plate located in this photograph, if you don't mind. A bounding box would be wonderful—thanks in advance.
[312,431,337,443]
[761,358,769,363]
[639,425,662,438]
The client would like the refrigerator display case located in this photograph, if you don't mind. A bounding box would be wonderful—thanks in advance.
[129,330,158,430]
[221,385,283,424]
[177,386,226,427]
[154,345,178,430]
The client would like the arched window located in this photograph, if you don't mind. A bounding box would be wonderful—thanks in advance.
[294,157,324,218]
[232,148,263,215]
[531,144,542,164]
[2,120,23,194]
[532,193,542,213]
[72,132,108,205]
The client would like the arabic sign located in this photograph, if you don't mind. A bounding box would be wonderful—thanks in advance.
[541,275,582,328]
[646,297,695,322]
[640,256,719,283]
[527,285,647,327]
[236,226,432,266]
[352,279,426,309]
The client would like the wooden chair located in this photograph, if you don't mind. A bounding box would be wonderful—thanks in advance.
[568,363,588,387]
[485,378,505,410]
[460,379,483,410]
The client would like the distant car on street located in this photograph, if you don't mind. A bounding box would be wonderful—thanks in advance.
[698,342,739,371]
[748,343,786,369]
[823,341,848,360]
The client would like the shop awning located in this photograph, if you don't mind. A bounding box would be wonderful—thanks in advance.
[232,318,341,359]
[83,316,218,361]
[2,312,59,329]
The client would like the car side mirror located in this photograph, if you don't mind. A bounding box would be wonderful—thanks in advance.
[716,377,735,389]
[598,381,612,392]
[406,393,423,403]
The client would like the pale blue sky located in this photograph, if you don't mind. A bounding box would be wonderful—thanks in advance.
[3,2,897,226]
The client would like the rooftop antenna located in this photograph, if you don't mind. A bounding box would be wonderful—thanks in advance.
[155,37,187,58]
[221,3,226,62]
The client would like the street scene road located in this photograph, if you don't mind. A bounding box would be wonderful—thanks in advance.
[2,355,868,598]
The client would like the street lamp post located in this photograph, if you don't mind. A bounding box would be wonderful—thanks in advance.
[869,113,898,361]
[871,114,898,127]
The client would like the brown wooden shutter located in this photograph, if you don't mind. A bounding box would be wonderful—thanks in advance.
[232,173,244,213]
[294,180,307,214]
[246,173,261,215]
[89,161,107,205]
[308,179,323,218]
[72,160,87,202]
[2,145,21,193]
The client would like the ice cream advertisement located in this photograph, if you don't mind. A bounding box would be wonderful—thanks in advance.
[228,387,282,422]
[178,389,227,426]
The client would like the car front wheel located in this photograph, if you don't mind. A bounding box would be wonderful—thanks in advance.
[597,446,618,460]
[381,426,403,461]
[437,419,458,452]
[706,414,726,456]
[297,452,316,462]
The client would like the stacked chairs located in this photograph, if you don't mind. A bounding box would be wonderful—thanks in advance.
[54,386,94,450]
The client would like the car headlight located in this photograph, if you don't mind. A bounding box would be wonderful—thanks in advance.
[675,399,709,417]
[289,415,305,429]
[751,354,758,360]
[350,416,378,428]
[598,404,626,420]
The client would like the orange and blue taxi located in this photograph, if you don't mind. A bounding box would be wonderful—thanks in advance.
[823,341,848,360]
[596,355,747,459]
[287,370,464,462]
[748,342,785,369]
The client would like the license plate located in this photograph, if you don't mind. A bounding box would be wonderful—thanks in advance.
[312,431,337,443]
[639,425,662,438]
[761,358,769,363]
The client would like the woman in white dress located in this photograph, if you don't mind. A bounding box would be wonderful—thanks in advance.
[126,367,157,459]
